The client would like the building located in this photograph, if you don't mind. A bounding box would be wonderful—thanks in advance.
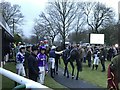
[0,7,14,66]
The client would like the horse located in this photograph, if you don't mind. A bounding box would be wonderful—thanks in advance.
[63,46,82,80]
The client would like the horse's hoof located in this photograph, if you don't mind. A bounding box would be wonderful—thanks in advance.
[51,76,54,78]
[56,72,58,75]
[72,76,74,79]
[76,78,78,80]
[67,76,69,78]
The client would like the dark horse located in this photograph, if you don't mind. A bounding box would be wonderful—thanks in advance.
[63,47,82,80]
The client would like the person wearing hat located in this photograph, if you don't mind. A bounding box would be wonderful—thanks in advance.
[28,45,39,82]
[37,46,48,84]
[49,45,63,78]
[16,45,26,77]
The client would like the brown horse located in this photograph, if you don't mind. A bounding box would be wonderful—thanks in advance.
[63,47,82,80]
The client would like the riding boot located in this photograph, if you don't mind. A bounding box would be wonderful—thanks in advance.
[88,63,91,67]
[50,68,52,77]
[53,68,55,76]
[95,65,98,70]
[51,68,54,78]
[92,65,94,70]
[52,69,55,78]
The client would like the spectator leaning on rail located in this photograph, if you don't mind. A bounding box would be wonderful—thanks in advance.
[16,45,26,77]
[49,46,63,78]
[28,45,39,82]
[37,46,48,84]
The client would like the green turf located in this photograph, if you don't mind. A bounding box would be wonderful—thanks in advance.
[1,62,67,90]
[2,62,16,89]
[59,59,110,88]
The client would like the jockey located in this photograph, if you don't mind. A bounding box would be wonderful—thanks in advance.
[49,45,63,78]
[16,45,26,77]
[37,46,48,84]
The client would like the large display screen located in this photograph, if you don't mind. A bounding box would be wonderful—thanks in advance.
[90,34,104,44]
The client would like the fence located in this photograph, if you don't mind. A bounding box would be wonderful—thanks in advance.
[0,67,51,90]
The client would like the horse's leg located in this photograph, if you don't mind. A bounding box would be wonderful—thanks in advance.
[63,58,66,76]
[76,59,82,80]
[70,61,74,79]
[66,62,69,78]
[63,62,67,76]
[55,57,59,74]
[76,65,79,80]
[63,60,69,78]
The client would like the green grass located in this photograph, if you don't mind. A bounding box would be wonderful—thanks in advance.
[59,59,110,88]
[1,62,16,89]
[1,59,110,89]
[1,62,67,90]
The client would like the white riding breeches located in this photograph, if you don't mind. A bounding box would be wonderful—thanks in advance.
[16,63,26,76]
[93,58,99,65]
[49,58,55,69]
[38,67,45,84]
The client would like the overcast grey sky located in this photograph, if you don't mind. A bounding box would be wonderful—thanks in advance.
[3,0,120,38]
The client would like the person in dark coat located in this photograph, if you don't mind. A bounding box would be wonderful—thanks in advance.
[62,45,70,78]
[86,48,92,67]
[107,47,114,61]
[100,48,106,72]
[28,45,39,82]
[24,45,31,77]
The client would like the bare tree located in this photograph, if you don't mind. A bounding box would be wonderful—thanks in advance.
[47,0,78,48]
[81,2,115,33]
[39,12,59,43]
[33,12,59,44]
[33,22,45,43]
[1,1,24,34]
[72,3,85,43]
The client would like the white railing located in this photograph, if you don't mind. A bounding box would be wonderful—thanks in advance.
[0,67,51,90]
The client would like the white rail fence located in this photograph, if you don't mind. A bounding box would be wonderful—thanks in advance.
[0,67,51,90]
